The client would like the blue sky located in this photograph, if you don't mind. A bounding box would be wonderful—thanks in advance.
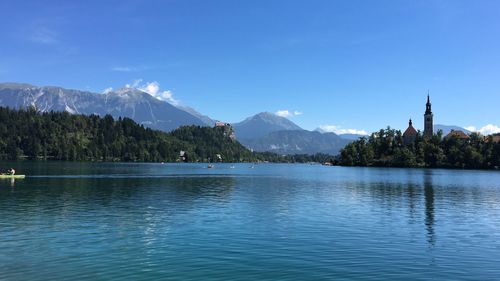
[1,0,499,134]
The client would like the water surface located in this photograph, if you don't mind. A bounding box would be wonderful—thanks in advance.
[1,162,500,280]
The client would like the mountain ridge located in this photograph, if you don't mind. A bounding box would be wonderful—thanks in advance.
[0,82,207,131]
[232,111,304,140]
[239,129,350,155]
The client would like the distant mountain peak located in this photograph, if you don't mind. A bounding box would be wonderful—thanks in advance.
[232,112,303,139]
[241,112,301,126]
[255,111,276,117]
[113,87,148,96]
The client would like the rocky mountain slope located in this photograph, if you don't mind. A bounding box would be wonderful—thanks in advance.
[0,83,206,131]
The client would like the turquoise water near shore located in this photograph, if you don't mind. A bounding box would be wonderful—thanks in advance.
[1,162,500,280]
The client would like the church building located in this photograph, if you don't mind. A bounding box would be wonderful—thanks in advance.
[403,119,417,145]
[403,94,434,145]
[424,94,434,138]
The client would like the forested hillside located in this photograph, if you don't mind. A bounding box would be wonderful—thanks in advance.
[0,107,270,162]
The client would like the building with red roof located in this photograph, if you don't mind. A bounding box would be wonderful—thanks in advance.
[403,119,418,145]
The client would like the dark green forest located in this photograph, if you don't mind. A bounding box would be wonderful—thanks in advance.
[0,107,332,163]
[339,127,500,169]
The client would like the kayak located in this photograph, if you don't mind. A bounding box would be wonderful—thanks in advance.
[0,174,25,179]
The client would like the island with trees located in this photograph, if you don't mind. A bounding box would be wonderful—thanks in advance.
[339,127,500,170]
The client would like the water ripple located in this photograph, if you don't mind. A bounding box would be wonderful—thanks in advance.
[1,163,500,280]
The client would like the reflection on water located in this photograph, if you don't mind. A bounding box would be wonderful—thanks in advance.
[0,177,18,187]
[424,170,435,246]
[1,162,500,280]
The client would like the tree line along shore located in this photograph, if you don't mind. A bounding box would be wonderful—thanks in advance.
[1,107,498,170]
[340,127,500,170]
[0,107,330,163]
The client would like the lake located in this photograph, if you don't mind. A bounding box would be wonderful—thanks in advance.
[1,162,500,280]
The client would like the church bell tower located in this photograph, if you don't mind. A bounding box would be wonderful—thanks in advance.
[424,94,433,137]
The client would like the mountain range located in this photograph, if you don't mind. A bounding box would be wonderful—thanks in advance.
[0,82,474,155]
[230,112,351,154]
[240,130,351,155]
[0,83,206,132]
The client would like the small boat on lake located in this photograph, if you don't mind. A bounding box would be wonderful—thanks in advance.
[0,174,25,179]
[207,164,214,169]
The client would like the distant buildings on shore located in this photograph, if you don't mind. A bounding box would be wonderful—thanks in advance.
[403,94,475,144]
[446,130,470,140]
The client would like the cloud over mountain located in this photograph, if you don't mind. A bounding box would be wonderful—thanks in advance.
[102,87,113,94]
[106,79,180,105]
[318,125,368,135]
[275,110,302,118]
[465,124,500,135]
[138,81,179,105]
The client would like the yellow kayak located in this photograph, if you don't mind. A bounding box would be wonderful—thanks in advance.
[0,174,25,179]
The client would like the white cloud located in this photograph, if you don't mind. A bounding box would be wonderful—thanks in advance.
[111,66,133,72]
[319,125,369,135]
[139,81,160,96]
[125,79,143,88]
[275,110,302,118]
[102,87,113,94]
[121,79,180,105]
[275,110,290,117]
[30,27,58,44]
[158,90,179,105]
[465,124,500,135]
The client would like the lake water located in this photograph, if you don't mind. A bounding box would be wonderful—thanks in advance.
[1,162,500,280]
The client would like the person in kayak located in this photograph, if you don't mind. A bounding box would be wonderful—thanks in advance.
[7,168,15,175]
